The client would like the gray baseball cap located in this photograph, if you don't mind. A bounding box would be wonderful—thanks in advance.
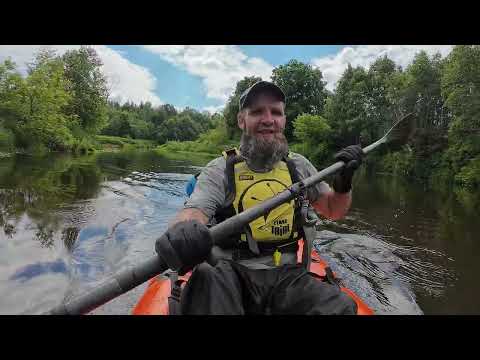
[239,81,286,110]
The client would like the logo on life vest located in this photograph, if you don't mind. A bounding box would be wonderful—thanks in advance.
[271,219,290,236]
[239,175,254,181]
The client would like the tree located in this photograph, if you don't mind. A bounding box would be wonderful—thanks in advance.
[324,65,370,147]
[440,45,480,186]
[293,113,332,143]
[180,107,210,132]
[156,114,202,143]
[365,56,399,141]
[223,76,262,139]
[62,46,109,134]
[403,51,449,129]
[101,109,133,138]
[0,59,25,123]
[293,113,332,165]
[1,50,76,151]
[271,60,328,140]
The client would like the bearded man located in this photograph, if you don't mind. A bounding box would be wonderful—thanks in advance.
[155,81,364,314]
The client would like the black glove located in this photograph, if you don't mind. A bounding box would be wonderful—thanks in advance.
[332,145,363,193]
[155,220,213,275]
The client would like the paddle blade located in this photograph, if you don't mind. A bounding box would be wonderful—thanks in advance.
[383,113,416,149]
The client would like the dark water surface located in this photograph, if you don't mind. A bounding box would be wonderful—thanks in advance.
[0,151,477,314]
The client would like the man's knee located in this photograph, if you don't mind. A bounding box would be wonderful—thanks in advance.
[191,262,216,281]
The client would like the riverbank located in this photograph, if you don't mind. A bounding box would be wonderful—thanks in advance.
[0,131,157,156]
[95,135,157,152]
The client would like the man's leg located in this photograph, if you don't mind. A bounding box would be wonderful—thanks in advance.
[269,265,358,315]
[180,260,245,315]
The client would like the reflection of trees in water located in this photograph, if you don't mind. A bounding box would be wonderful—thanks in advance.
[62,227,80,252]
[35,226,55,248]
[0,150,196,247]
[0,154,103,246]
[0,189,23,237]
[95,151,174,178]
[3,222,15,237]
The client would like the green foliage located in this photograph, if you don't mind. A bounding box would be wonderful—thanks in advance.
[0,129,15,152]
[439,45,480,187]
[156,114,202,143]
[404,51,450,129]
[1,50,76,152]
[156,118,237,156]
[293,113,331,143]
[379,149,415,176]
[95,135,156,151]
[101,109,134,138]
[271,60,328,140]
[454,156,480,188]
[324,65,370,147]
[62,46,109,134]
[291,113,332,165]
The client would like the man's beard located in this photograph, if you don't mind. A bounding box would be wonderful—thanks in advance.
[239,131,289,172]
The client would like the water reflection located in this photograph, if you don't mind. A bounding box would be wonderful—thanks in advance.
[0,151,196,314]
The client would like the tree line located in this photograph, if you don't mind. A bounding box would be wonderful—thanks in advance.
[1,45,479,188]
[0,46,220,154]
[221,46,480,189]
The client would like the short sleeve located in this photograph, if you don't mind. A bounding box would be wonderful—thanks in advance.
[184,157,227,220]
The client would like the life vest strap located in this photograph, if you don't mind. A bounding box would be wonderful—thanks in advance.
[232,239,298,261]
[167,271,183,315]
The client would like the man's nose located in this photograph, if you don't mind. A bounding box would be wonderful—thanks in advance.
[260,110,275,125]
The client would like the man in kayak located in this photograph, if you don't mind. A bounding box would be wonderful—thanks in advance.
[155,81,363,314]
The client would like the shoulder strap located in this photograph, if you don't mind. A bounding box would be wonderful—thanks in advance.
[222,147,239,159]
[284,153,301,184]
[223,147,242,206]
[284,153,319,271]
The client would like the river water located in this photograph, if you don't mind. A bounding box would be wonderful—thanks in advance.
[0,150,477,315]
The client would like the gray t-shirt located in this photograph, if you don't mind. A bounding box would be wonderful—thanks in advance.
[185,152,331,221]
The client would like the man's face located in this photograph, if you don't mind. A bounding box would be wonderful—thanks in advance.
[237,92,286,142]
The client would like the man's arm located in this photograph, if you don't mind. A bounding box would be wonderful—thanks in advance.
[291,145,362,221]
[311,188,352,220]
[168,157,227,228]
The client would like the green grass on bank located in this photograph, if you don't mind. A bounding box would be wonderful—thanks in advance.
[156,139,238,156]
[95,135,157,151]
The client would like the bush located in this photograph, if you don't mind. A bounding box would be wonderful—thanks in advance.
[454,156,480,188]
[0,129,15,152]
[378,148,415,176]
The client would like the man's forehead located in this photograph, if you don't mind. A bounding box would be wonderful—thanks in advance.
[246,93,285,109]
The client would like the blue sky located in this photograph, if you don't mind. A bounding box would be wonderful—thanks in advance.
[0,45,454,113]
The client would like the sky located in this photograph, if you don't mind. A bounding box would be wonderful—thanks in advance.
[0,45,454,114]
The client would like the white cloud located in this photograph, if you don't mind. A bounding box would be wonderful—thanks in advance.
[0,45,162,106]
[142,45,273,104]
[311,45,454,91]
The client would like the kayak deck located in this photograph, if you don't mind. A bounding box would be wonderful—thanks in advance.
[132,240,374,315]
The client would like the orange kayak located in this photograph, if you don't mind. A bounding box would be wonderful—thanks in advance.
[132,239,374,315]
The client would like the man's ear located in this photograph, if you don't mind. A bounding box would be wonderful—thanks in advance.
[237,111,245,130]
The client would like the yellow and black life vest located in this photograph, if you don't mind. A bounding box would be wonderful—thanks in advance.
[215,148,302,248]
